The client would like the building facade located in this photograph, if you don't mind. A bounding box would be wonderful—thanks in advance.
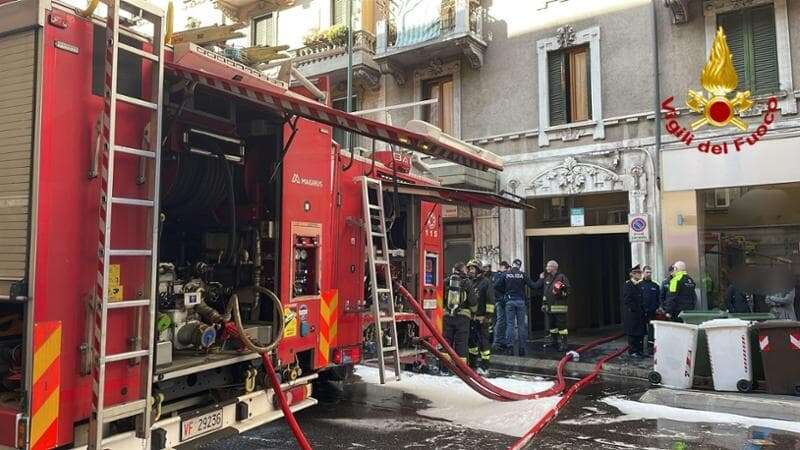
[220,0,800,330]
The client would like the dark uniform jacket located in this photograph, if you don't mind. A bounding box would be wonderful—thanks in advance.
[623,279,647,336]
[473,273,496,318]
[497,267,538,302]
[445,272,477,319]
[725,285,752,313]
[663,272,697,316]
[640,279,660,318]
[491,271,506,304]
[532,272,571,314]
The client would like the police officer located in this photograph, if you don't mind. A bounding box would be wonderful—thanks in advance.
[443,262,476,370]
[499,259,538,357]
[662,261,697,321]
[640,265,660,354]
[623,265,647,358]
[467,260,495,376]
[533,260,571,352]
[491,261,510,354]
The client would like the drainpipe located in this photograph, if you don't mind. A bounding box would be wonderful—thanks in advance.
[651,0,665,279]
[346,0,354,150]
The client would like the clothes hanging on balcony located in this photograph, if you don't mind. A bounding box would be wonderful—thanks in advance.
[392,0,442,48]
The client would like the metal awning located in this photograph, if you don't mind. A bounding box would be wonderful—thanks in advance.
[384,181,531,209]
[166,44,503,171]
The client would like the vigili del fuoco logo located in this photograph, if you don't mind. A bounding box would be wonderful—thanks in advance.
[661,27,778,155]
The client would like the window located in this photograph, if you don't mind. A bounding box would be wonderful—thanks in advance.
[332,95,358,146]
[717,4,779,95]
[252,13,276,47]
[422,76,454,135]
[548,44,591,126]
[92,25,142,97]
[332,0,346,26]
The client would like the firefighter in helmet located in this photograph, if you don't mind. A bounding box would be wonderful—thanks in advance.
[443,262,477,371]
[466,259,495,376]
[533,260,571,352]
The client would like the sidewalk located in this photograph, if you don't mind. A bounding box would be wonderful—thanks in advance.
[639,388,800,423]
[489,334,651,380]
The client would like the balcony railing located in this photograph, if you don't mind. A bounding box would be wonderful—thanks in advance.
[292,30,376,68]
[376,0,486,70]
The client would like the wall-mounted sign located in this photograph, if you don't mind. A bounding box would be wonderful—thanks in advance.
[441,205,459,218]
[629,213,650,243]
[570,208,585,227]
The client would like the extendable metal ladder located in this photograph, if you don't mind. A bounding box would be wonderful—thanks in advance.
[89,0,166,447]
[359,177,402,384]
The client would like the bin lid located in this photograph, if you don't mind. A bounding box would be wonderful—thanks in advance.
[727,313,776,321]
[678,310,727,324]
[698,318,750,330]
[652,320,699,331]
[753,320,800,330]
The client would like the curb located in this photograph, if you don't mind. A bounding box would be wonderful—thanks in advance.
[639,388,800,422]
[490,354,651,380]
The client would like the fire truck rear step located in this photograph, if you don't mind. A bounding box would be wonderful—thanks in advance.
[360,176,402,384]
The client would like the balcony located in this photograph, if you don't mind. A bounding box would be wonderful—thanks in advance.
[291,29,381,89]
[375,0,487,80]
[215,0,295,22]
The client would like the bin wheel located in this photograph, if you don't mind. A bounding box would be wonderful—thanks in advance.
[737,379,753,393]
[794,385,800,396]
[648,371,662,385]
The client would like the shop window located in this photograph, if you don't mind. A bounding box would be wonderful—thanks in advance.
[92,25,142,98]
[717,4,779,95]
[423,76,454,135]
[699,183,800,311]
[548,45,591,126]
[253,13,276,47]
[525,193,629,229]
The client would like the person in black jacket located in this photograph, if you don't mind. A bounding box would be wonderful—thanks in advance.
[466,260,495,375]
[662,261,697,321]
[623,265,647,357]
[640,265,660,353]
[444,262,476,369]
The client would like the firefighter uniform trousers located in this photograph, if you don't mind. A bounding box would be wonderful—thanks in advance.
[443,314,471,363]
[468,319,492,369]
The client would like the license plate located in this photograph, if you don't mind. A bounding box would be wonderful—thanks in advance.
[181,409,223,441]
[423,299,437,310]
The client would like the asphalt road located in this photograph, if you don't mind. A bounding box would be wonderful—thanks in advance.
[190,369,800,450]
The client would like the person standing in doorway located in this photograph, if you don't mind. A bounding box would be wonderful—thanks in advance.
[491,261,509,354]
[499,259,538,357]
[623,265,647,358]
[640,265,660,354]
[533,260,571,352]
[662,261,697,322]
[443,262,476,371]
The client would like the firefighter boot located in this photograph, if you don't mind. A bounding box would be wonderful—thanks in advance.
[557,332,569,352]
[543,332,559,351]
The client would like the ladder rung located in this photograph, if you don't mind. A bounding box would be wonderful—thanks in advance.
[118,42,159,62]
[376,288,392,293]
[107,299,151,309]
[102,399,148,423]
[115,145,155,159]
[368,205,382,210]
[104,349,149,364]
[117,94,158,111]
[111,197,154,207]
[382,346,397,353]
[108,249,153,257]
[371,232,385,237]
[373,259,389,265]
[379,316,395,323]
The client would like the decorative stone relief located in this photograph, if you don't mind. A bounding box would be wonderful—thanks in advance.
[629,163,646,191]
[353,67,381,90]
[455,38,485,69]
[527,157,622,195]
[379,61,406,86]
[555,25,576,48]
[665,0,690,24]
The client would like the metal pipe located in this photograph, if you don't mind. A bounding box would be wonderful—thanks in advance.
[651,0,665,278]
[290,67,326,102]
[0,295,27,302]
[350,98,440,116]
[345,0,354,151]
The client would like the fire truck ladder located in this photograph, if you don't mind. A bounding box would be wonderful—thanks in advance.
[89,1,166,448]
[360,177,402,384]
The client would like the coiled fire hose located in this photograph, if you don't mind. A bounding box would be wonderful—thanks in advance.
[229,287,313,450]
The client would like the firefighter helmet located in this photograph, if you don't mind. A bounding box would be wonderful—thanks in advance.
[466,259,482,271]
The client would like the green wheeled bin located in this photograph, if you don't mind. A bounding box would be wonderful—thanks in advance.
[753,320,800,395]
[678,310,727,380]
[727,313,775,385]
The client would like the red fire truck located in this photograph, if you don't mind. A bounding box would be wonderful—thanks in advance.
[0,1,519,448]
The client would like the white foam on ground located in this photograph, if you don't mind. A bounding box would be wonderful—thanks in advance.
[354,365,560,437]
[559,396,800,434]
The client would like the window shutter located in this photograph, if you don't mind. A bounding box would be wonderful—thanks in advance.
[750,5,779,95]
[333,0,345,26]
[717,11,749,93]
[548,50,567,126]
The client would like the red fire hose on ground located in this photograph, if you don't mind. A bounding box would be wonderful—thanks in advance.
[395,283,629,448]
